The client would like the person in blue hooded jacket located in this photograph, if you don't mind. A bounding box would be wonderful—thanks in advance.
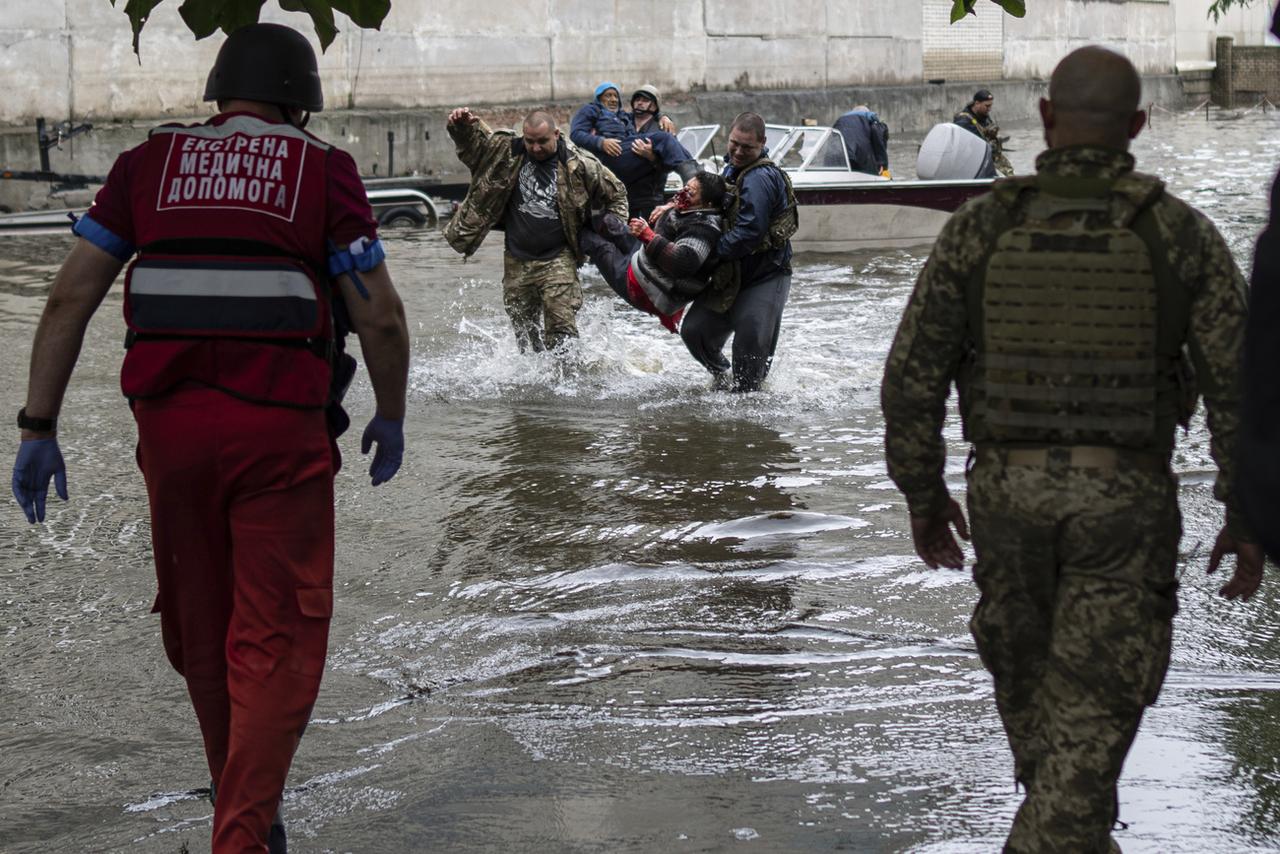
[571,82,634,152]
[571,82,697,219]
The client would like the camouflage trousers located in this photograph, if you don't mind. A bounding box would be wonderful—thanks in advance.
[994,148,1015,178]
[502,250,582,353]
[966,446,1181,854]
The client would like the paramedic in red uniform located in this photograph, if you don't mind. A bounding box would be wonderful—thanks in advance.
[9,24,410,854]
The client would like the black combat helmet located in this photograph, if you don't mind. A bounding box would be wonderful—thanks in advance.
[203,23,324,113]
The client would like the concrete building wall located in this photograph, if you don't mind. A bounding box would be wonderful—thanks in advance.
[1174,0,1276,65]
[3,0,1187,126]
[1003,0,1177,79]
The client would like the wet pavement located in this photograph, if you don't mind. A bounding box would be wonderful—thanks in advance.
[3,110,1280,853]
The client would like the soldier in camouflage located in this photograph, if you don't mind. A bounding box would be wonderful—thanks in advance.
[444,107,628,351]
[956,88,1014,177]
[882,47,1264,853]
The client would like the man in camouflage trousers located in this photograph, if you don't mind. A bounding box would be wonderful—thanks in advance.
[956,88,1014,177]
[881,47,1264,853]
[444,108,628,351]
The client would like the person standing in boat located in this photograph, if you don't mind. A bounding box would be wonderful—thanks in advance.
[10,23,410,853]
[955,89,1014,177]
[444,107,628,352]
[884,46,1261,852]
[833,105,891,177]
[679,112,798,392]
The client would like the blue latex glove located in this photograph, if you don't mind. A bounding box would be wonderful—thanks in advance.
[12,438,68,524]
[360,415,404,486]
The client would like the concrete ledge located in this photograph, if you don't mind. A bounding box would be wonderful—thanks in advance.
[0,75,1186,213]
[1177,60,1217,73]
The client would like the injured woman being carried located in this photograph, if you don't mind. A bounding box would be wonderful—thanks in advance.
[578,171,726,333]
[570,82,698,220]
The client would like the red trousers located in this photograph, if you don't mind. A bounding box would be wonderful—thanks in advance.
[135,387,335,853]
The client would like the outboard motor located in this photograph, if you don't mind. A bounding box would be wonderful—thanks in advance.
[916,122,997,180]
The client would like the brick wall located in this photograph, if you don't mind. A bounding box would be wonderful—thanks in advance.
[922,0,1003,82]
[1213,36,1280,107]
[1232,45,1280,102]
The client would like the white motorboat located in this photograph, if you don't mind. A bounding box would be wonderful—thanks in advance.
[672,124,993,252]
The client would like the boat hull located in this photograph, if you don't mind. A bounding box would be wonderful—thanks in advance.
[789,179,991,253]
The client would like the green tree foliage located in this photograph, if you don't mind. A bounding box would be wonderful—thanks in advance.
[110,0,1264,56]
[109,0,391,56]
[1208,0,1261,21]
[950,0,1026,23]
[950,0,1260,23]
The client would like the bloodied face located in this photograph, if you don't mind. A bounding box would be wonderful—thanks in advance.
[683,176,704,207]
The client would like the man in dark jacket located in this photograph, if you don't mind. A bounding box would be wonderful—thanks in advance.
[955,88,1013,177]
[623,84,699,219]
[833,106,890,176]
[680,112,797,392]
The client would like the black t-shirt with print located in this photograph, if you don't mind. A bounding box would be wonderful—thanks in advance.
[503,156,566,261]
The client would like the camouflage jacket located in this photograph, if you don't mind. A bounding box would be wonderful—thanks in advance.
[881,145,1250,536]
[443,119,628,261]
[955,108,1000,147]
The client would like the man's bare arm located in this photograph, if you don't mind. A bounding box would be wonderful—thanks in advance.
[22,240,125,435]
[336,262,409,421]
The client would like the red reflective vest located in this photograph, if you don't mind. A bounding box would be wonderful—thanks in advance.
[119,114,336,408]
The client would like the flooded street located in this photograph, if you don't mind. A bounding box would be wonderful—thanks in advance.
[4,110,1280,853]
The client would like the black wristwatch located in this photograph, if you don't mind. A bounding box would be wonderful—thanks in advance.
[17,407,56,432]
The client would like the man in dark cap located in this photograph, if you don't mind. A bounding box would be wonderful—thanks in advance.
[955,88,1013,176]
[10,22,410,853]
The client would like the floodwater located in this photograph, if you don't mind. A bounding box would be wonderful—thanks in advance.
[4,109,1280,854]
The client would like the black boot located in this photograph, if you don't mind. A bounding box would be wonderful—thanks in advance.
[590,210,634,253]
[268,807,287,854]
[578,227,613,265]
[674,159,698,184]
